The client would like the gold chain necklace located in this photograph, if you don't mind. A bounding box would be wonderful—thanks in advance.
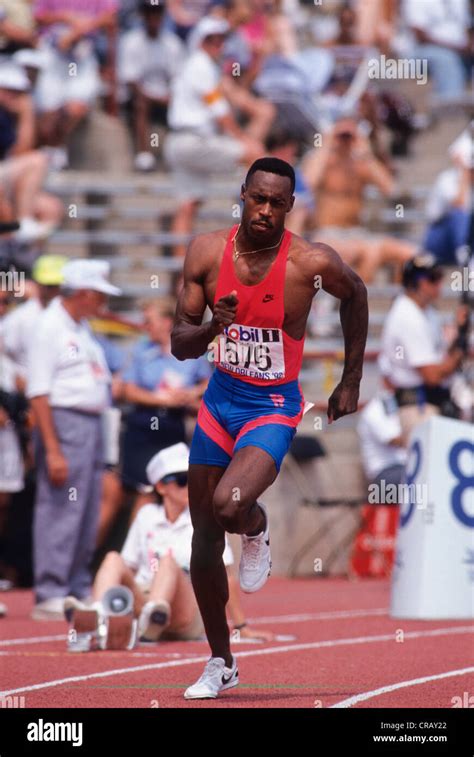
[232,223,285,261]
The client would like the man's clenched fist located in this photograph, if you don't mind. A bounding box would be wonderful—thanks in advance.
[210,290,239,335]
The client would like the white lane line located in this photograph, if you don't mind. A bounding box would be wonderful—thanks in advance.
[249,608,388,624]
[0,609,389,647]
[1,625,472,699]
[332,666,474,708]
[0,635,66,647]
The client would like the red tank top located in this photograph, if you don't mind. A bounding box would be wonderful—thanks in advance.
[212,224,305,386]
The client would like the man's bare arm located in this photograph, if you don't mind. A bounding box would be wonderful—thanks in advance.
[170,237,219,361]
[317,243,368,382]
[314,243,368,420]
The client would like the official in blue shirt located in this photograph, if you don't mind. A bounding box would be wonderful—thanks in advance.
[121,302,211,500]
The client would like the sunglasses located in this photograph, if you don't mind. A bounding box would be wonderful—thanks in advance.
[161,472,188,487]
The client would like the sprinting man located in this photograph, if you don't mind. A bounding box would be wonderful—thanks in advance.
[171,157,368,699]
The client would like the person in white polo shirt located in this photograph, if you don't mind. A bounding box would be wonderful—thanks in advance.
[27,259,121,620]
[66,442,274,644]
[2,254,67,372]
[357,391,407,490]
[164,15,270,257]
[379,254,468,446]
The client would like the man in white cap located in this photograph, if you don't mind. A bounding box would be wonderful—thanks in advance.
[65,442,274,647]
[27,259,121,619]
[164,15,270,257]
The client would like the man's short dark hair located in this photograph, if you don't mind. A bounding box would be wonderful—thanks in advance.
[245,157,295,195]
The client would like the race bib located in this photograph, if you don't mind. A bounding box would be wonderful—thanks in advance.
[216,323,285,381]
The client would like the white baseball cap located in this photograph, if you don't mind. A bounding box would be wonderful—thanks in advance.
[0,63,30,92]
[62,259,122,296]
[188,16,230,51]
[146,443,190,485]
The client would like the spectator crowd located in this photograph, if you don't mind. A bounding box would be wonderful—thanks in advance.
[0,0,472,621]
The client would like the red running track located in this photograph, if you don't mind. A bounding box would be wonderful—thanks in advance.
[0,578,473,709]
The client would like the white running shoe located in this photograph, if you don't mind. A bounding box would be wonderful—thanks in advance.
[0,602,7,618]
[239,502,271,593]
[138,599,170,642]
[184,656,239,700]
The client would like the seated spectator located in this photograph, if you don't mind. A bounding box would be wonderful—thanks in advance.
[2,254,67,372]
[66,443,274,642]
[401,0,471,103]
[164,16,268,256]
[121,301,212,515]
[118,0,185,172]
[424,127,472,265]
[301,117,416,282]
[0,0,37,55]
[0,63,63,243]
[33,0,118,170]
[379,254,469,446]
[357,390,407,494]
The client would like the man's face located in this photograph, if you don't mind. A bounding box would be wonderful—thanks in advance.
[142,9,164,37]
[38,284,60,306]
[143,308,172,344]
[418,275,444,303]
[333,119,357,151]
[202,34,227,61]
[79,289,108,318]
[240,171,294,239]
[156,475,189,510]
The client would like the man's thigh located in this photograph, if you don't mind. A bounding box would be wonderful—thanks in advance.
[213,445,278,508]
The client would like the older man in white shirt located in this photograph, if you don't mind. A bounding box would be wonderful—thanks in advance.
[27,259,121,619]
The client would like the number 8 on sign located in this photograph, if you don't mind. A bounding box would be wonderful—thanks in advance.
[449,440,474,528]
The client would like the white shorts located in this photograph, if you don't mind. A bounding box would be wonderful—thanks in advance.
[163,131,244,201]
[34,41,100,112]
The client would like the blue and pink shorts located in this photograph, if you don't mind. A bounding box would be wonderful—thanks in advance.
[189,368,305,473]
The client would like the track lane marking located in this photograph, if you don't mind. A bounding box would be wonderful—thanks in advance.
[332,666,474,708]
[1,625,472,699]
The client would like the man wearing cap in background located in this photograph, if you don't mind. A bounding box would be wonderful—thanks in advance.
[2,254,67,372]
[164,15,270,257]
[379,254,469,446]
[65,442,273,645]
[27,259,121,619]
